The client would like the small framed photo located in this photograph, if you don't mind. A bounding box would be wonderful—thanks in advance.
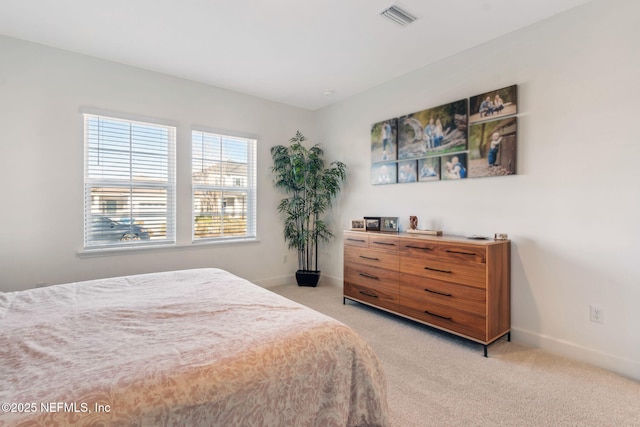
[381,217,399,232]
[469,84,517,124]
[364,217,381,231]
[351,219,365,231]
[371,162,397,185]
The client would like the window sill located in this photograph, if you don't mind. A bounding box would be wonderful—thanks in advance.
[78,237,259,258]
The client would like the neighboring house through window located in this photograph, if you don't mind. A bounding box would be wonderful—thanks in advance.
[83,113,176,249]
[192,130,257,241]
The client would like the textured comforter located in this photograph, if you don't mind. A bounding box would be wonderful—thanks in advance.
[0,268,388,426]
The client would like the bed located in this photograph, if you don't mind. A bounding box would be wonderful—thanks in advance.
[0,268,388,426]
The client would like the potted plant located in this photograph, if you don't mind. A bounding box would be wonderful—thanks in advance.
[271,131,347,286]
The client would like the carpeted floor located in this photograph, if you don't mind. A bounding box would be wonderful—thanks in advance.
[268,280,640,427]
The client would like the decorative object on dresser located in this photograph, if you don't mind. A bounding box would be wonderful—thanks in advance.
[409,215,418,230]
[343,230,510,356]
[271,131,347,287]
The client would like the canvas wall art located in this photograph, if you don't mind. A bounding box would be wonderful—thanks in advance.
[418,157,440,182]
[371,162,397,185]
[397,99,468,160]
[469,85,517,124]
[398,160,418,183]
[468,116,517,178]
[369,85,517,185]
[371,118,397,163]
[441,153,468,180]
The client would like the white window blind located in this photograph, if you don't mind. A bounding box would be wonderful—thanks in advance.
[84,114,176,249]
[192,130,257,241]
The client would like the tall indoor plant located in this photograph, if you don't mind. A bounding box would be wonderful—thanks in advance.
[271,131,347,286]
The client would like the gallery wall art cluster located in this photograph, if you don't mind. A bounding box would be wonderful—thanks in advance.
[371,85,517,184]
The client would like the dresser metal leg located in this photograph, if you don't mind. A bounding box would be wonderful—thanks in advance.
[483,345,488,357]
[508,331,511,342]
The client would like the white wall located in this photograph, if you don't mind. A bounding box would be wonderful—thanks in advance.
[0,35,315,291]
[316,0,640,380]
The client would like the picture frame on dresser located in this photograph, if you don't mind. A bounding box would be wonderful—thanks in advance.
[380,217,399,232]
[351,219,365,231]
[364,217,381,231]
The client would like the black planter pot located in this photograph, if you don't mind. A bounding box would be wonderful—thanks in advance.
[295,270,320,287]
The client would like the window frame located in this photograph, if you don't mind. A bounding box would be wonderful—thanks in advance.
[191,129,257,243]
[82,111,177,250]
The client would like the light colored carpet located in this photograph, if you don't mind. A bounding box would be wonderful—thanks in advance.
[267,281,640,427]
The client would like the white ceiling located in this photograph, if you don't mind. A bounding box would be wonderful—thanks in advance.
[0,0,593,111]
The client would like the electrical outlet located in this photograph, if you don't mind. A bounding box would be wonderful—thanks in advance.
[282,255,287,264]
[590,305,604,324]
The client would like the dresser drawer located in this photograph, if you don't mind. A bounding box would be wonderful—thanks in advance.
[400,273,486,316]
[368,234,400,253]
[400,256,486,289]
[345,245,399,271]
[400,238,439,260]
[345,265,399,296]
[344,266,399,312]
[437,243,486,264]
[398,299,486,341]
[344,232,369,248]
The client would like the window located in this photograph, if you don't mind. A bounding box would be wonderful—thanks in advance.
[83,114,176,249]
[192,130,256,241]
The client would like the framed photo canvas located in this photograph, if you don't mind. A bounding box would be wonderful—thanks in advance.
[371,118,397,163]
[468,116,517,178]
[469,85,517,124]
[371,162,397,185]
[397,99,468,160]
[441,153,468,180]
[398,160,418,183]
[418,157,440,182]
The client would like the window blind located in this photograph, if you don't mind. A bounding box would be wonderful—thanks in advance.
[192,130,257,241]
[84,114,176,248]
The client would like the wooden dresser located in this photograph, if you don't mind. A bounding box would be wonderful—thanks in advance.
[343,230,510,356]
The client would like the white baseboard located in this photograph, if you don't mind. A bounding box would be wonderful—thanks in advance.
[512,326,639,381]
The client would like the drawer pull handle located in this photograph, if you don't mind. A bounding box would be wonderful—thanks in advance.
[446,249,476,256]
[405,245,433,251]
[359,255,380,261]
[424,310,452,320]
[424,266,452,274]
[347,238,366,243]
[359,272,379,280]
[373,241,396,246]
[424,288,452,297]
[359,291,378,298]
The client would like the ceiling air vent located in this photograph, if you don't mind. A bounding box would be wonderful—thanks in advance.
[380,5,417,27]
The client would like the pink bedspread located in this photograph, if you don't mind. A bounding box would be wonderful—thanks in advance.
[0,268,388,426]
